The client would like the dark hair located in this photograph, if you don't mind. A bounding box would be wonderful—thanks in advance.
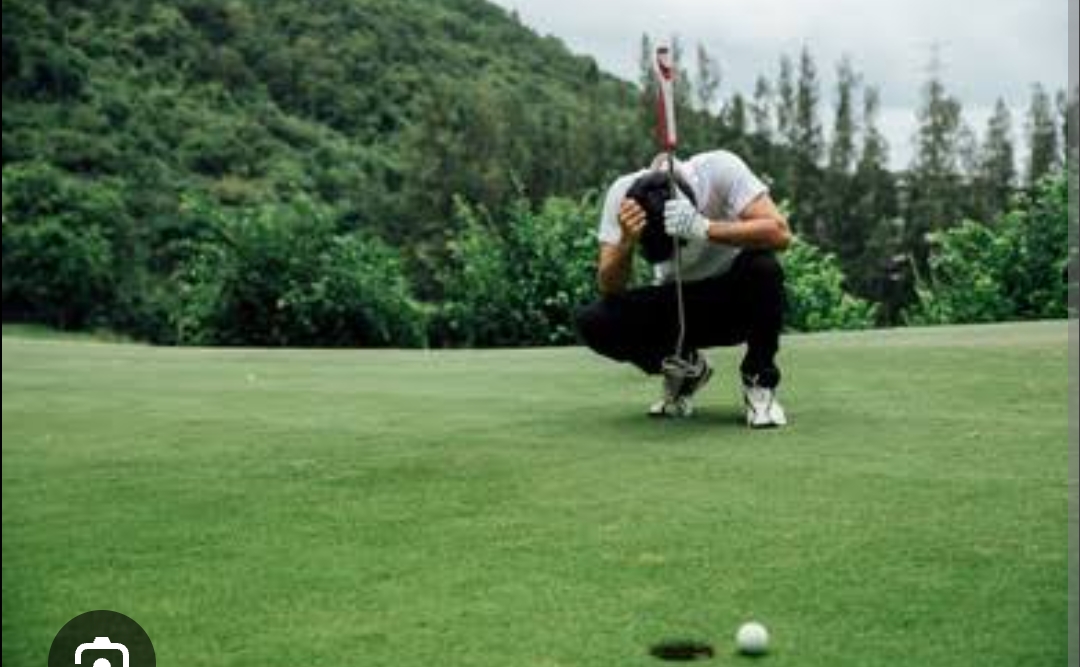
[625,170,698,264]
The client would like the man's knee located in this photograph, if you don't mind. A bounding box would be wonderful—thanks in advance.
[742,251,785,288]
[575,300,611,351]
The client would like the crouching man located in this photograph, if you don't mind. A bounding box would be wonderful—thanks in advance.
[576,150,791,427]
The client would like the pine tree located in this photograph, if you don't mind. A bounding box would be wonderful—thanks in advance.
[794,47,824,167]
[956,122,980,203]
[827,55,859,176]
[637,33,655,93]
[721,93,752,157]
[1055,88,1069,167]
[857,86,891,176]
[750,75,773,142]
[771,54,797,229]
[1025,83,1058,186]
[671,36,692,113]
[637,33,657,153]
[789,46,825,239]
[976,98,1016,218]
[853,85,903,320]
[906,50,966,265]
[776,55,796,148]
[746,75,775,176]
[822,56,859,259]
[694,44,721,114]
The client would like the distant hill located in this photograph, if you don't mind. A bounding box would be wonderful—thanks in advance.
[2,0,645,239]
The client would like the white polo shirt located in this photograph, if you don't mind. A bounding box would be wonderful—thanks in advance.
[597,150,768,284]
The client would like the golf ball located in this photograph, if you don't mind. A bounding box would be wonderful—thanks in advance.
[735,621,769,655]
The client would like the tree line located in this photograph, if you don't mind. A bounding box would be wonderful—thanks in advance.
[2,0,1074,346]
[637,37,1074,323]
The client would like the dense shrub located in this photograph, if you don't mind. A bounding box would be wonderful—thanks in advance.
[434,195,597,346]
[2,162,126,327]
[782,237,879,332]
[159,197,427,347]
[906,172,1069,324]
[904,220,1014,324]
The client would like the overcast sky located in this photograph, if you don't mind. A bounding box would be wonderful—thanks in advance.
[489,0,1070,168]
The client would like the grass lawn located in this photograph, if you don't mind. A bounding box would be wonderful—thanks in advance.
[2,321,1069,666]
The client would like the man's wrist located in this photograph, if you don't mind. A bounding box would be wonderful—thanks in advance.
[703,219,726,242]
[695,217,714,241]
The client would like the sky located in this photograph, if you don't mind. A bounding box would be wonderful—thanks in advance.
[488,0,1070,169]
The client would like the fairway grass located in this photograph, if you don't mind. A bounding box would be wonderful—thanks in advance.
[2,322,1069,666]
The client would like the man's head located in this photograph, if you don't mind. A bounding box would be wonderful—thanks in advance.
[625,168,697,264]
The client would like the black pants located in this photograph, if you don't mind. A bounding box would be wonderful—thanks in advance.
[575,250,785,388]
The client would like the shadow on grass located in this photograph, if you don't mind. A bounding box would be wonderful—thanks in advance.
[602,405,748,434]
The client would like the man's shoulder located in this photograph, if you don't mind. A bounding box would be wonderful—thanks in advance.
[690,149,750,171]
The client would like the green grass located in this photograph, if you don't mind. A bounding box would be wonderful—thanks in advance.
[2,322,1069,666]
[1,323,133,343]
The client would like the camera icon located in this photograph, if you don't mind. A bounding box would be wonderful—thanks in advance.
[48,610,154,667]
[74,637,129,667]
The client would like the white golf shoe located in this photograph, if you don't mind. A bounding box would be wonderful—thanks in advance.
[743,380,787,428]
[648,395,695,417]
[647,353,712,418]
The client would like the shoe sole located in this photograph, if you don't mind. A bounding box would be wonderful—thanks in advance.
[648,400,694,418]
[745,398,786,429]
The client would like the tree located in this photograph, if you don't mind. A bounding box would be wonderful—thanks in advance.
[637,33,658,147]
[1025,83,1059,187]
[750,75,774,142]
[851,86,903,319]
[793,47,825,167]
[720,93,752,157]
[775,55,796,147]
[788,47,825,239]
[821,56,860,275]
[827,56,859,176]
[694,44,721,114]
[906,171,1069,324]
[906,50,966,267]
[975,98,1016,219]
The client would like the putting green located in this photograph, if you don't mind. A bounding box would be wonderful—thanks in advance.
[2,321,1069,666]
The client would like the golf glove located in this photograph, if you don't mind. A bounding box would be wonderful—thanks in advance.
[663,199,710,241]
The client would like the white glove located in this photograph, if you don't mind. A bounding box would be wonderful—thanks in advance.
[663,198,710,241]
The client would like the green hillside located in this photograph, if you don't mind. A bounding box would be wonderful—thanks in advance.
[2,0,656,341]
[2,0,640,227]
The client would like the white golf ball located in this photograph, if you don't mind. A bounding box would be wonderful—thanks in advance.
[735,621,769,655]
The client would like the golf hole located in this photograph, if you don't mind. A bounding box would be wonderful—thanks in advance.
[648,639,715,661]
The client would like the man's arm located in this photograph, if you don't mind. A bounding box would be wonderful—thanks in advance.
[597,199,647,295]
[665,192,792,250]
[704,193,792,250]
[597,242,634,295]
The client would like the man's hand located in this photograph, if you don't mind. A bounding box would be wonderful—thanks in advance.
[618,199,647,247]
[664,198,710,241]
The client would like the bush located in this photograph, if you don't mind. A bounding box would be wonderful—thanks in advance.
[905,170,1069,324]
[2,215,115,328]
[998,173,1069,319]
[434,194,597,346]
[782,237,878,332]
[162,196,426,347]
[904,221,1014,325]
[2,162,126,327]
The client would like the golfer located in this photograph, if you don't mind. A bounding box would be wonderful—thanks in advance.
[576,150,791,427]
